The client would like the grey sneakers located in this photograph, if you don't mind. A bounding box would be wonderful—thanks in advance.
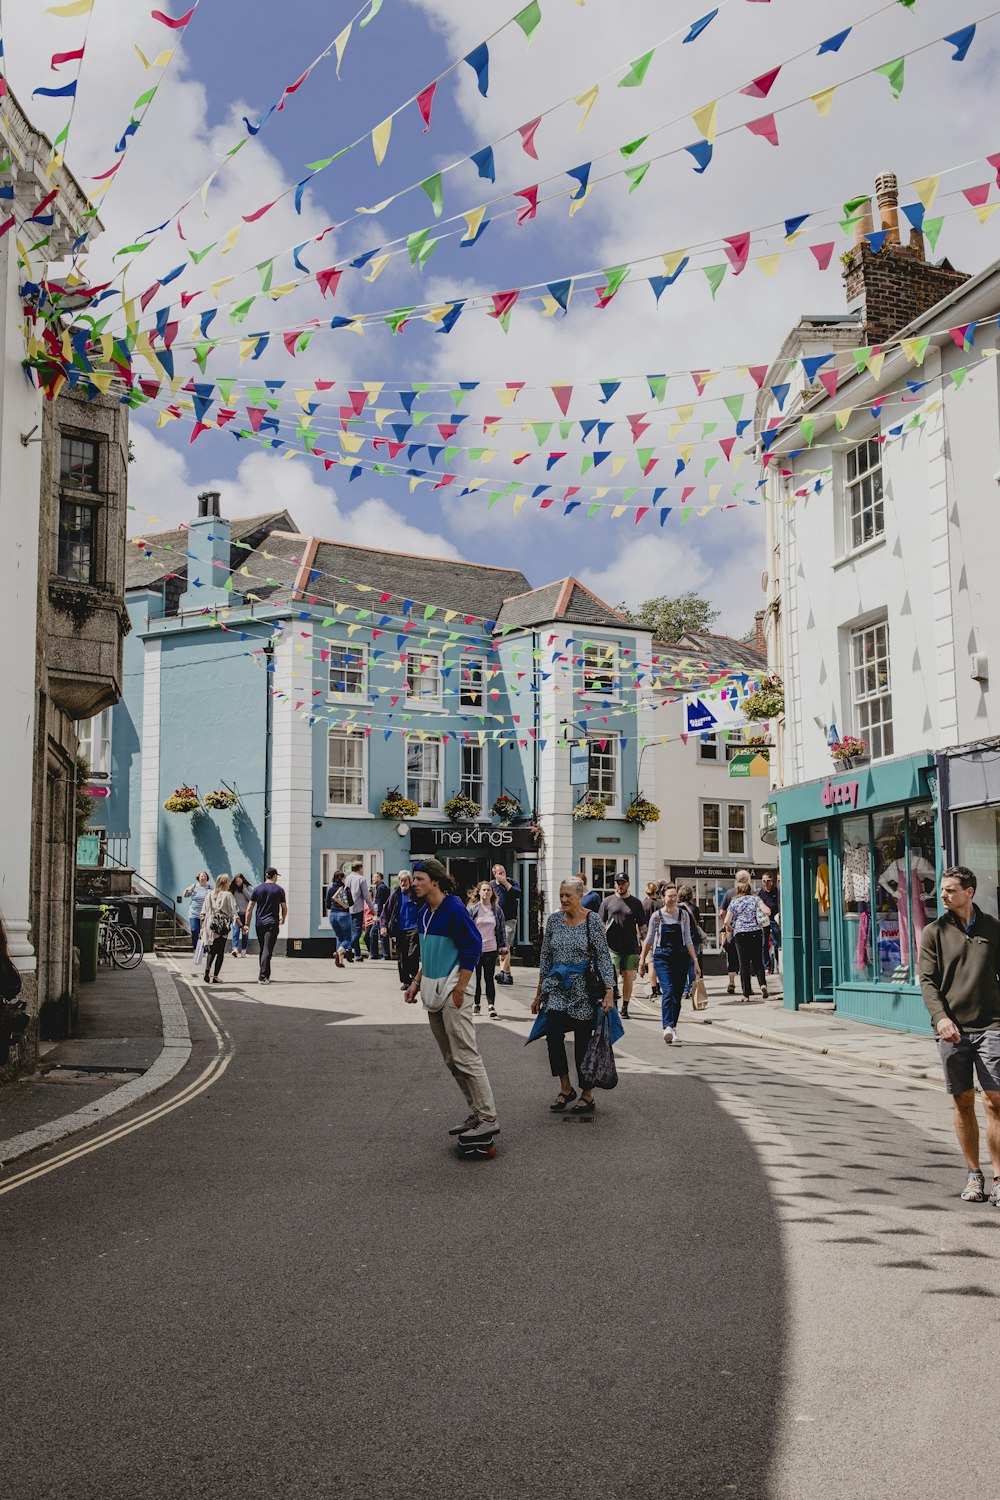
[449,1113,479,1137]
[458,1117,499,1142]
[962,1171,987,1202]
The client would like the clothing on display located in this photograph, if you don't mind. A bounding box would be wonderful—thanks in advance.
[814,863,830,914]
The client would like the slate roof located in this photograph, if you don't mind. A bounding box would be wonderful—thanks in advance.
[495,577,629,630]
[125,510,297,591]
[308,541,530,622]
[654,632,767,673]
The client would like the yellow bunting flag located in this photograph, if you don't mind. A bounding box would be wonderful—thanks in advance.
[691,100,718,143]
[333,22,352,75]
[135,46,173,70]
[912,175,940,211]
[575,84,599,131]
[209,276,234,298]
[462,205,487,243]
[568,184,593,216]
[219,225,241,257]
[835,409,851,431]
[867,351,886,382]
[975,203,999,226]
[756,254,781,278]
[356,196,394,215]
[371,117,392,165]
[364,253,391,281]
[811,87,836,117]
[663,249,688,278]
[45,0,93,14]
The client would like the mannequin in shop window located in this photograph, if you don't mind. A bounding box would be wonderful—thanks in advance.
[842,835,872,975]
[878,836,936,966]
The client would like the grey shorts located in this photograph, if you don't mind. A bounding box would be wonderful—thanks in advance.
[504,919,516,947]
[937,1031,1000,1096]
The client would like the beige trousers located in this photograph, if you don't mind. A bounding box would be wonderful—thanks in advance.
[427,999,497,1122]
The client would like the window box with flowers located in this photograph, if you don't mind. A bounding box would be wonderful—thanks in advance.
[380,791,420,820]
[492,792,522,825]
[741,676,784,722]
[831,735,868,770]
[573,793,607,822]
[203,789,238,811]
[625,795,660,831]
[444,794,481,823]
[163,786,201,814]
[744,733,772,763]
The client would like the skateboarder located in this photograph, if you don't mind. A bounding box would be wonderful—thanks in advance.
[404,856,499,1145]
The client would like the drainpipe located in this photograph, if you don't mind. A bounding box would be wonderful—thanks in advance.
[263,639,274,873]
[532,629,540,819]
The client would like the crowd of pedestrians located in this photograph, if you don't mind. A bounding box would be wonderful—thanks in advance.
[184,866,287,985]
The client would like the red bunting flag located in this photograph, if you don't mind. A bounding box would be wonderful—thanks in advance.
[746,366,769,390]
[517,117,541,158]
[243,197,280,223]
[551,385,573,415]
[740,66,781,98]
[962,183,991,206]
[515,186,539,225]
[416,82,436,131]
[818,370,839,400]
[278,68,312,111]
[723,232,751,275]
[810,242,835,270]
[152,6,196,28]
[316,267,343,298]
[51,47,86,69]
[627,414,650,442]
[989,152,1000,188]
[745,113,779,146]
[719,437,737,460]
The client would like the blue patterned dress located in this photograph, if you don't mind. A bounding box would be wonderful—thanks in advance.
[539,911,615,1020]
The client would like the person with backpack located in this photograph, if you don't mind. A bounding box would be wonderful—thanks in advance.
[201,875,238,984]
[384,870,421,989]
[326,868,353,969]
[722,870,771,1004]
[230,873,252,957]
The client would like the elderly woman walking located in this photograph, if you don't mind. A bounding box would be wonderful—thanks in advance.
[531,876,614,1115]
[723,869,771,1004]
[201,875,238,984]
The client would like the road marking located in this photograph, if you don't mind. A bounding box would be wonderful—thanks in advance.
[0,972,231,1199]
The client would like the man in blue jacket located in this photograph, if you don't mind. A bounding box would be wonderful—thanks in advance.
[405,856,499,1144]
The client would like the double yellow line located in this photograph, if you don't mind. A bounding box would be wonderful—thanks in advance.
[0,973,233,1199]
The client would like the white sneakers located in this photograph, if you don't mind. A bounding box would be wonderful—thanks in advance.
[663,1026,675,1045]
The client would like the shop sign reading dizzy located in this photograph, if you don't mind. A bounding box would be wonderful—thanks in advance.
[821,779,860,811]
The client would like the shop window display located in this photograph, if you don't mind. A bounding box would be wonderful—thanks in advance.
[837,801,936,985]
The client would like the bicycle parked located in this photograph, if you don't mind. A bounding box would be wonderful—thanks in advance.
[98,906,144,970]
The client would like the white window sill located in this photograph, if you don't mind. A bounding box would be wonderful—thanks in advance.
[833,535,886,571]
[410,807,445,820]
[404,701,445,714]
[326,695,370,706]
[324,807,376,819]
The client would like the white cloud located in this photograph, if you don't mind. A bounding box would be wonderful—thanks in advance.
[128,423,460,559]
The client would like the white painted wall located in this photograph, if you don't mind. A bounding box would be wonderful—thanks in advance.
[270,633,313,941]
[0,233,43,970]
[765,276,1000,783]
[138,640,162,888]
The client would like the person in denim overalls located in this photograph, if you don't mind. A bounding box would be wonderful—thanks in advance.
[639,883,701,1045]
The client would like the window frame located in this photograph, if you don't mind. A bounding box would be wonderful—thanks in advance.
[845,435,884,553]
[581,641,619,700]
[697,732,748,764]
[405,649,444,710]
[405,734,444,814]
[326,729,368,813]
[326,642,368,702]
[459,741,486,807]
[579,855,631,900]
[60,432,100,494]
[57,498,98,584]
[700,798,750,858]
[319,849,383,929]
[459,656,487,711]
[76,706,113,779]
[850,618,893,761]
[586,731,620,813]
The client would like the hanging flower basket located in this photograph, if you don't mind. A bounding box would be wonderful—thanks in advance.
[744,734,772,763]
[445,794,481,823]
[741,675,784,722]
[831,736,868,769]
[380,794,419,820]
[625,795,661,831]
[203,789,238,811]
[573,793,607,822]
[492,792,523,825]
[163,786,200,814]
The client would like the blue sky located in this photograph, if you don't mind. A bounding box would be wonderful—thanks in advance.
[8,0,999,630]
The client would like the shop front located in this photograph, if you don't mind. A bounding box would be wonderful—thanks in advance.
[409,822,540,953]
[667,863,773,974]
[772,752,940,1034]
[939,743,1000,920]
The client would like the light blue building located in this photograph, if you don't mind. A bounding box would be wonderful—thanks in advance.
[107,494,656,955]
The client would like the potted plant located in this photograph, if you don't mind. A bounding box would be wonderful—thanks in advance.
[625,794,660,831]
[743,732,772,763]
[741,675,784,722]
[203,789,238,811]
[573,792,607,822]
[491,792,522,825]
[830,735,868,770]
[444,793,481,823]
[380,788,419,820]
[163,785,201,814]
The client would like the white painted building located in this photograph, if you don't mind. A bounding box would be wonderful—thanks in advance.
[756,171,1000,1030]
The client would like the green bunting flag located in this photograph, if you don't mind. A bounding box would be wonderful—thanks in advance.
[925,216,944,251]
[723,393,745,422]
[619,50,654,88]
[514,1,542,43]
[420,172,443,217]
[800,417,816,447]
[647,375,667,403]
[875,57,905,99]
[703,264,726,300]
[620,135,648,157]
[625,161,650,192]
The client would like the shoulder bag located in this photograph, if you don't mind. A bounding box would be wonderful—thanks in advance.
[584,913,606,1006]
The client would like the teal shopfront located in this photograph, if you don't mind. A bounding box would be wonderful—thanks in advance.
[772,752,940,1034]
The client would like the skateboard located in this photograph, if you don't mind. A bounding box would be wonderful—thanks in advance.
[456,1133,497,1159]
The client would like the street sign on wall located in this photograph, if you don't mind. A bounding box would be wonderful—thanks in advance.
[569,744,590,785]
[729,752,770,778]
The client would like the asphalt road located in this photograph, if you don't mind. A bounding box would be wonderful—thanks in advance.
[1,959,997,1500]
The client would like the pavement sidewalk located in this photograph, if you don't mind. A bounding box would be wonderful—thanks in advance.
[0,955,190,1164]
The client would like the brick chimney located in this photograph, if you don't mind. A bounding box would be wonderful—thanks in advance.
[842,172,970,346]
